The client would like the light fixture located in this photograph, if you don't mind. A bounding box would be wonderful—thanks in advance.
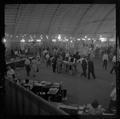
[52,39,56,42]
[65,39,69,42]
[58,34,61,40]
[88,38,91,40]
[21,39,25,43]
[82,38,85,40]
[28,39,34,42]
[100,37,107,42]
[3,38,6,43]
[109,38,115,42]
[77,38,81,41]
[36,39,41,42]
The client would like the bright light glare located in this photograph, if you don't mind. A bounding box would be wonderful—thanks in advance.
[77,38,81,41]
[52,39,56,42]
[28,39,34,42]
[109,38,115,42]
[3,38,6,43]
[88,38,91,40]
[65,39,69,41]
[82,38,85,40]
[70,40,73,43]
[58,34,61,40]
[100,38,107,42]
[21,39,25,42]
[36,39,41,42]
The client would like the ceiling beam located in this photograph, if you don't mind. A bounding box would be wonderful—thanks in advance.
[47,4,61,35]
[71,4,93,36]
[94,6,115,35]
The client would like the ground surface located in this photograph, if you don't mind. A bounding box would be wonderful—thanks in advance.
[16,59,116,108]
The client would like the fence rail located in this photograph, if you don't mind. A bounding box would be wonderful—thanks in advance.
[5,78,68,115]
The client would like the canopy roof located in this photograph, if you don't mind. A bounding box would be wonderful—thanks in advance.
[5,4,115,37]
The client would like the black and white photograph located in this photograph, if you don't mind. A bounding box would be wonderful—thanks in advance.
[0,3,119,117]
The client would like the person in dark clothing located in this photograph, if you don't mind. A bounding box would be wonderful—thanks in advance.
[11,49,15,57]
[52,56,57,72]
[81,58,87,78]
[87,58,96,79]
[24,57,31,76]
[65,56,69,72]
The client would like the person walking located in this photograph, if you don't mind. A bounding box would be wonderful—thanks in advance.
[87,58,96,80]
[102,52,109,70]
[24,57,31,77]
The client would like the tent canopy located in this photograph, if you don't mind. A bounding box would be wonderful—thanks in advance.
[5,4,115,38]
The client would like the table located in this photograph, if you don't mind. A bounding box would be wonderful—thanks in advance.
[47,88,59,95]
[6,58,26,69]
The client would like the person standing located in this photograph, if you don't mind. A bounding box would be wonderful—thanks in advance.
[7,66,16,79]
[52,56,57,73]
[87,58,96,80]
[81,57,87,78]
[108,86,116,112]
[24,57,31,77]
[110,55,116,74]
[45,53,50,67]
[36,56,41,72]
[102,52,109,70]
[31,57,38,77]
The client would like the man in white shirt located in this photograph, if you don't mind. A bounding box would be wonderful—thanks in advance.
[102,52,109,70]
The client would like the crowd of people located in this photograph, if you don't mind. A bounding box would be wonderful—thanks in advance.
[5,44,118,115]
[20,45,117,80]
